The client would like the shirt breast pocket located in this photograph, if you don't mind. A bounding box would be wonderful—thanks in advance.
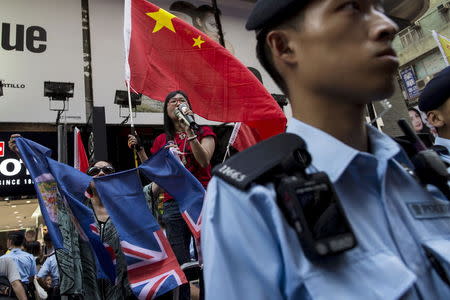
[422,239,450,287]
[302,252,416,300]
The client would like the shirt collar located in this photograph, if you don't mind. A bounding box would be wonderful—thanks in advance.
[286,118,401,182]
[434,136,450,152]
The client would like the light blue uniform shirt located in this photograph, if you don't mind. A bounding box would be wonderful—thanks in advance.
[202,118,450,300]
[2,248,37,284]
[37,254,59,287]
[435,136,450,166]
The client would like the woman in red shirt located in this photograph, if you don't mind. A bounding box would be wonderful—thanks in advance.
[128,90,215,300]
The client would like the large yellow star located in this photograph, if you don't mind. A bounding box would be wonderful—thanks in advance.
[146,9,176,33]
[192,35,205,48]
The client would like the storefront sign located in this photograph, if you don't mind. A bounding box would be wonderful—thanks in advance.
[400,66,421,99]
[0,133,57,197]
[0,0,86,123]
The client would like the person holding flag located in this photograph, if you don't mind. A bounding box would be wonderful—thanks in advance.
[8,133,192,300]
[84,161,137,300]
[128,90,215,300]
[124,0,286,152]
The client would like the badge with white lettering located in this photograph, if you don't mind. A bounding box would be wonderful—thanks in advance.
[217,164,247,183]
[408,202,450,219]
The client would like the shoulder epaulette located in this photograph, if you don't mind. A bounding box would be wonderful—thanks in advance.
[213,133,310,190]
[431,145,450,156]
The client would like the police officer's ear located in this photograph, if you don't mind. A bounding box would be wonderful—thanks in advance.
[266,30,297,66]
[427,110,445,128]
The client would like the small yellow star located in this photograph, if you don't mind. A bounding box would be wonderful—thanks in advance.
[146,9,176,33]
[192,35,205,48]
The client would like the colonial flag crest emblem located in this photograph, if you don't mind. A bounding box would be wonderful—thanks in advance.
[35,173,60,223]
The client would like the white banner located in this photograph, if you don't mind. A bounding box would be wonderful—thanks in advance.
[89,0,282,125]
[0,0,86,123]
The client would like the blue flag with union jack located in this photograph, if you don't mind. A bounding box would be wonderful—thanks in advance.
[16,138,116,283]
[93,169,187,299]
[139,149,205,240]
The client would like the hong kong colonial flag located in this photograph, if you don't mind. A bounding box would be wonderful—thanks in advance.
[94,169,187,299]
[124,0,286,142]
[139,149,205,240]
[16,138,116,282]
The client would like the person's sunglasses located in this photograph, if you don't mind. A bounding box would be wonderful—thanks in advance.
[87,166,115,176]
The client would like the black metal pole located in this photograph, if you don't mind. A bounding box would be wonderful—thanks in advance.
[211,0,225,47]
[81,0,94,123]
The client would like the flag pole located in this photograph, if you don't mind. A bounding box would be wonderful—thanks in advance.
[432,30,450,67]
[223,122,241,162]
[126,80,139,168]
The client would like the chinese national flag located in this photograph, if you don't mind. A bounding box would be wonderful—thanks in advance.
[232,123,260,152]
[124,0,286,145]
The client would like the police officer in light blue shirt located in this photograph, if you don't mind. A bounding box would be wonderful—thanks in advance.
[2,231,37,285]
[36,235,60,300]
[418,66,450,168]
[202,0,450,299]
[37,253,59,288]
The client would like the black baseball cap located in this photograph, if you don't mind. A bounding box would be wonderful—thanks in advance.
[245,0,309,31]
[418,66,450,112]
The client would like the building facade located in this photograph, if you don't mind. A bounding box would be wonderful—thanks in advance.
[394,0,450,107]
[0,0,434,227]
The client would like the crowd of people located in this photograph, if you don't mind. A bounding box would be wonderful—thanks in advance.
[0,230,58,300]
[2,0,450,299]
[3,88,215,300]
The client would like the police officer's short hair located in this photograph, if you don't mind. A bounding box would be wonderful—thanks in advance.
[7,231,25,247]
[253,6,309,96]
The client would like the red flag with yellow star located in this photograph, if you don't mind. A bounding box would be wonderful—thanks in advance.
[124,0,286,144]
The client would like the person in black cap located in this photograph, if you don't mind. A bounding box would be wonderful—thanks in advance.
[418,66,450,165]
[202,1,450,299]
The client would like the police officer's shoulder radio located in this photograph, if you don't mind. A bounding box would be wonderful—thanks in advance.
[213,133,357,260]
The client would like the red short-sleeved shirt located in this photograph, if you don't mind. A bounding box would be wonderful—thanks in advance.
[150,126,216,202]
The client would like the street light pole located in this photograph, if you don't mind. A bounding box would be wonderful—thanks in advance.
[211,0,225,47]
[45,81,74,164]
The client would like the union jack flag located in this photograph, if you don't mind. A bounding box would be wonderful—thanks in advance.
[139,149,206,240]
[122,231,186,299]
[181,205,202,240]
[89,223,117,265]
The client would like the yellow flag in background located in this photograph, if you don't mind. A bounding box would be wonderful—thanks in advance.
[433,30,450,66]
